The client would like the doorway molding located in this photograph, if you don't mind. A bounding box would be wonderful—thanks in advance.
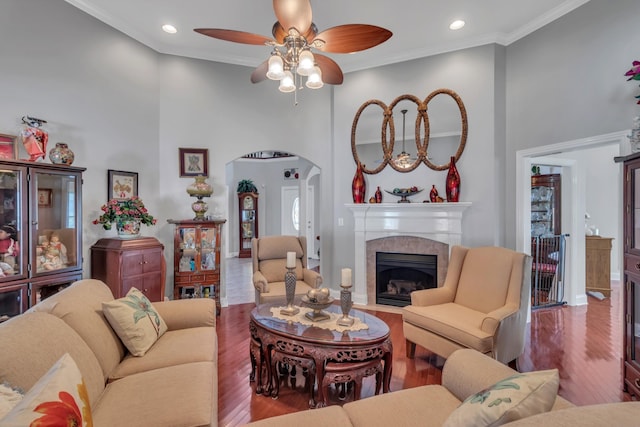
[516,130,627,307]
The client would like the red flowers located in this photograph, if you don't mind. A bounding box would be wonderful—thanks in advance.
[92,196,157,230]
[625,60,640,105]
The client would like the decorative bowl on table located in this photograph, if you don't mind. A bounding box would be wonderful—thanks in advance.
[384,187,423,203]
[301,295,334,322]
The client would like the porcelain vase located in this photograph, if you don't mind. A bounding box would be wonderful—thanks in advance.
[49,142,75,165]
[446,156,460,202]
[352,162,366,203]
[116,220,141,239]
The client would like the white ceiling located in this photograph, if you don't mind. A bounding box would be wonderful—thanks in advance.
[65,0,589,74]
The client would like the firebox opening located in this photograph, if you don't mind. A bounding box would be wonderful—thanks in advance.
[376,252,437,307]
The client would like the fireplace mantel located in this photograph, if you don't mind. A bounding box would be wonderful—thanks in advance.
[346,202,471,305]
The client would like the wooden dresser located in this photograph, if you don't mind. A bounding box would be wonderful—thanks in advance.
[90,237,166,302]
[585,236,613,297]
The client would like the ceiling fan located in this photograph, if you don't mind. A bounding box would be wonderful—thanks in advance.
[194,0,392,91]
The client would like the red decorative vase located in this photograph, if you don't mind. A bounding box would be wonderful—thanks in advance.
[352,162,366,203]
[429,185,438,202]
[375,186,382,203]
[446,156,460,202]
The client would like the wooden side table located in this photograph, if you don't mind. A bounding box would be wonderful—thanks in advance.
[585,236,613,297]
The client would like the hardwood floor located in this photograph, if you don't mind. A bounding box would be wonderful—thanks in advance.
[219,261,632,426]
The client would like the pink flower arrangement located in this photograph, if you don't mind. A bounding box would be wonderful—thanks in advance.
[92,196,157,230]
[625,60,640,105]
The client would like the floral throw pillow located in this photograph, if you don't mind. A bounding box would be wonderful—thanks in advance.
[0,353,92,426]
[102,287,168,356]
[443,369,559,427]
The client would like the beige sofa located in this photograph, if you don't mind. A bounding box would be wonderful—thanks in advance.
[0,279,218,427]
[244,348,640,426]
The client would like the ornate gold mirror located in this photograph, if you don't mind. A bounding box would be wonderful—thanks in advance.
[351,89,467,173]
[387,94,424,173]
[424,89,468,171]
[351,100,388,174]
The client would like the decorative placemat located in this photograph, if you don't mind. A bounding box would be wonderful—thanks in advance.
[270,306,369,333]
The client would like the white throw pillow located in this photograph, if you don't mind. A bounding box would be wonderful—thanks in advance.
[0,383,23,419]
[102,287,167,356]
[1,353,92,426]
[443,369,559,427]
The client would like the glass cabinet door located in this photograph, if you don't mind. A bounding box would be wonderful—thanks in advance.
[178,227,197,272]
[200,226,217,271]
[33,171,81,275]
[0,167,25,280]
[632,161,640,253]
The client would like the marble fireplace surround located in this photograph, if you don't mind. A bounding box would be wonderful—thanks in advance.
[347,203,472,305]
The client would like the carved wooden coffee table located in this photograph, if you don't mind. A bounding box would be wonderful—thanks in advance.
[249,303,392,408]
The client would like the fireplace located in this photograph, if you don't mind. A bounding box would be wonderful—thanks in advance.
[376,252,437,307]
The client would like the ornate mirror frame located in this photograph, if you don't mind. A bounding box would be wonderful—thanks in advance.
[350,89,468,173]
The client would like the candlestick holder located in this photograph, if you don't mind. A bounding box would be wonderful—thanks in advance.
[337,281,354,326]
[280,267,299,316]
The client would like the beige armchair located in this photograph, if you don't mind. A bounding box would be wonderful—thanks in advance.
[403,245,532,365]
[252,235,323,305]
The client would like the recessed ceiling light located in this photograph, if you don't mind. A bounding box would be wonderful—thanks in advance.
[162,24,177,34]
[449,20,465,31]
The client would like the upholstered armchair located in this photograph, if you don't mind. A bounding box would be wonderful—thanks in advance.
[402,245,532,365]
[252,235,323,305]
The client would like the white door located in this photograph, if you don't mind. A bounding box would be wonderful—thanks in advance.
[281,186,316,258]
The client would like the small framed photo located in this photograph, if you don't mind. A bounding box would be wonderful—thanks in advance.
[179,148,209,177]
[38,189,52,207]
[0,134,18,160]
[108,169,138,201]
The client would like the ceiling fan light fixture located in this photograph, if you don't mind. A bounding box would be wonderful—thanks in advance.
[305,66,323,89]
[279,70,296,92]
[266,55,285,80]
[296,49,315,76]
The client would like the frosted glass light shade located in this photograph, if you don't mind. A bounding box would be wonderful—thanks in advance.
[297,50,315,76]
[305,66,323,89]
[266,55,285,80]
[279,71,296,92]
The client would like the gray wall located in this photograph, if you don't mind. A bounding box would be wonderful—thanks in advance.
[505,0,640,248]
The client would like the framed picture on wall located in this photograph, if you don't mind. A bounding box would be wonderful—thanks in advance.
[179,148,209,177]
[38,189,52,207]
[108,169,138,201]
[0,134,18,160]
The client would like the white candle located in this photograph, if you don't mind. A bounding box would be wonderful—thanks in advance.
[341,268,352,287]
[286,252,296,268]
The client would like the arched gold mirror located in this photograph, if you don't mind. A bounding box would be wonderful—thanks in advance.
[351,100,389,174]
[424,89,468,171]
[387,94,425,173]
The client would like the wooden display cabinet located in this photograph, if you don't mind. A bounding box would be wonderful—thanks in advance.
[530,173,561,237]
[238,192,258,258]
[615,153,640,398]
[168,219,226,314]
[0,160,85,320]
[90,237,166,302]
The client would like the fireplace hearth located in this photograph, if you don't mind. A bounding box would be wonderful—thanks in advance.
[376,252,437,307]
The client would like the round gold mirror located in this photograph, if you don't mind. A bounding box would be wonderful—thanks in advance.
[351,100,389,175]
[423,89,468,171]
[387,94,425,173]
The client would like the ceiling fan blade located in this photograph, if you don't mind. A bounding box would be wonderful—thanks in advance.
[273,0,312,34]
[314,54,343,85]
[272,22,317,44]
[194,28,273,46]
[250,60,269,84]
[312,24,392,53]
